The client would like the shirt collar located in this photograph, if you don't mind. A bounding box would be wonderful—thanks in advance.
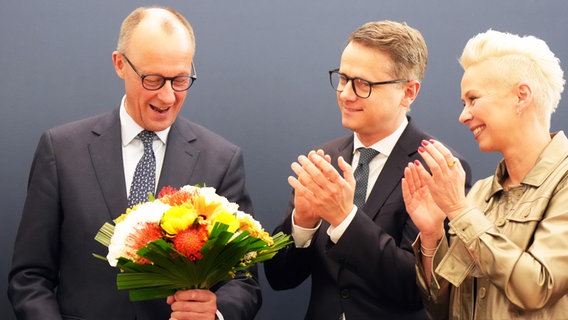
[487,131,568,199]
[119,95,170,146]
[353,116,408,156]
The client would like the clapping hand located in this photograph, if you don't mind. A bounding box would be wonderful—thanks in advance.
[288,150,356,227]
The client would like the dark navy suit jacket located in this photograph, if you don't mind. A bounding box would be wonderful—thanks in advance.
[265,117,472,320]
[8,108,261,320]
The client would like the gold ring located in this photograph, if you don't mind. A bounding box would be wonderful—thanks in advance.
[447,160,456,168]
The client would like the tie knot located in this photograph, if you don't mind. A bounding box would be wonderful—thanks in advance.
[138,130,156,146]
[358,148,379,164]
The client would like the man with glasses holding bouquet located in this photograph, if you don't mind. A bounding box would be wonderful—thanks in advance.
[265,20,471,319]
[8,6,261,320]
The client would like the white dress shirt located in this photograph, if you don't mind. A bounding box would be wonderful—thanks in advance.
[119,96,169,198]
[292,117,409,247]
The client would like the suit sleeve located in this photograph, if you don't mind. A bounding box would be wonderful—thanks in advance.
[264,193,315,290]
[8,131,63,319]
[211,147,261,320]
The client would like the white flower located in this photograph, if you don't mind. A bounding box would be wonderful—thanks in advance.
[107,201,171,266]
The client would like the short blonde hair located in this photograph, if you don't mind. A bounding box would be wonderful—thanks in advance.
[460,30,564,118]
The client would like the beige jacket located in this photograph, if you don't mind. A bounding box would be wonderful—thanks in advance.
[414,131,568,319]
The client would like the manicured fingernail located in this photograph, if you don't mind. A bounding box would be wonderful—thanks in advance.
[421,140,428,146]
[429,139,435,144]
[414,160,420,166]
[418,146,425,153]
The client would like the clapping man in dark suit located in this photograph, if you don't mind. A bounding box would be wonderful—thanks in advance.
[8,6,260,320]
[264,20,472,319]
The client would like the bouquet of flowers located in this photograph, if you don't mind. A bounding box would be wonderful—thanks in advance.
[94,185,291,301]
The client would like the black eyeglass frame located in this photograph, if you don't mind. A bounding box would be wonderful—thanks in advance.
[328,68,407,99]
[121,53,197,92]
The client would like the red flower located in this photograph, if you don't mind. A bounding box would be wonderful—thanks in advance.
[157,186,177,199]
[159,186,197,207]
[173,224,209,261]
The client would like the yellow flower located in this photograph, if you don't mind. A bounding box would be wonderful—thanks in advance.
[237,214,274,245]
[193,195,225,220]
[211,211,239,233]
[160,206,198,235]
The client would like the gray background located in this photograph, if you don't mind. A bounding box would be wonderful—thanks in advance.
[2,1,567,319]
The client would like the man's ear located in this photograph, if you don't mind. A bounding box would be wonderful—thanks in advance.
[112,51,126,79]
[400,80,421,108]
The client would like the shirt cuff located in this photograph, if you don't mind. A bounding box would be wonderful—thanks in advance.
[327,205,358,244]
[291,210,321,248]
[448,207,493,244]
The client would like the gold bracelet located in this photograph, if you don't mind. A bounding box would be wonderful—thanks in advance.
[420,248,435,258]
[420,244,436,254]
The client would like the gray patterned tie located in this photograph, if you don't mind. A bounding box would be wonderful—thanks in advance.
[353,148,379,209]
[128,130,156,208]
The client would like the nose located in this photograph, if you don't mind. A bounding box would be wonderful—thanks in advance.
[458,105,472,124]
[339,80,357,100]
[157,80,177,104]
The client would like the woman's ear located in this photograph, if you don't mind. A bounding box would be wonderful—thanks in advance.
[515,82,532,114]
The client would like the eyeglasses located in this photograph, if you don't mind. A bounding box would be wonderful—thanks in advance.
[121,53,197,92]
[329,69,407,99]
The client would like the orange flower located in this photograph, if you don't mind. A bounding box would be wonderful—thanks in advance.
[157,186,177,198]
[192,194,225,220]
[173,223,209,261]
[159,188,196,207]
[125,222,163,264]
[238,215,273,245]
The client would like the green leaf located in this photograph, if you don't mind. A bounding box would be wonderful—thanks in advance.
[94,219,293,301]
[94,223,115,247]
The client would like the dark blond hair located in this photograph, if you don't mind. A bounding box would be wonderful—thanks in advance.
[348,20,428,81]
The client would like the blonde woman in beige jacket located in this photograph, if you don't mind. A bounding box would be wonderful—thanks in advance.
[402,29,568,319]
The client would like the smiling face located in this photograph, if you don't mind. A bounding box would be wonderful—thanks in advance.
[459,61,519,153]
[337,42,417,145]
[113,11,195,132]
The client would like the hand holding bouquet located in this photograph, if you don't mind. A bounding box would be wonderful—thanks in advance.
[94,185,291,301]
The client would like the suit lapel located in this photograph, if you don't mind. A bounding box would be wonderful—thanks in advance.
[364,118,425,219]
[88,113,200,219]
[89,109,128,219]
[333,136,355,166]
[157,119,199,193]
